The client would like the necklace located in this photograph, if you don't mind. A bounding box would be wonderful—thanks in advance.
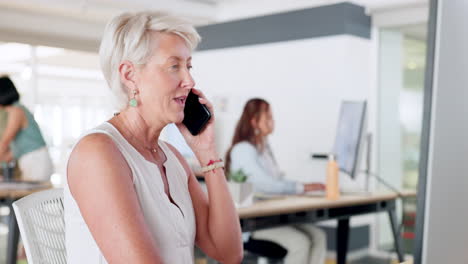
[131,134,159,155]
[114,112,160,156]
[148,147,158,153]
[131,134,161,159]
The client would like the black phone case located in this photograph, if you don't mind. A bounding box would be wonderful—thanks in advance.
[182,91,211,135]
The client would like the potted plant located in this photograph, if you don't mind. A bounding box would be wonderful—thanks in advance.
[227,169,253,206]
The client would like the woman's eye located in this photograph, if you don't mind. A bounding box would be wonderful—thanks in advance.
[187,65,193,70]
[171,65,180,70]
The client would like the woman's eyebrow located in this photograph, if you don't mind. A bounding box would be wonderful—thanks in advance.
[166,56,192,62]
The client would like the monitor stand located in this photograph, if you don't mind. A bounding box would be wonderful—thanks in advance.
[341,133,401,196]
[340,180,373,196]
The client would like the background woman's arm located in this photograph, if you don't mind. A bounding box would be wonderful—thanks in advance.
[0,106,24,160]
[0,149,13,162]
[230,143,301,194]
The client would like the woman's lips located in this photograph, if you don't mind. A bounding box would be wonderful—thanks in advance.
[174,96,186,107]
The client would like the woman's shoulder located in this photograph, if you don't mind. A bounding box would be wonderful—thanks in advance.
[74,123,117,146]
[8,103,30,115]
[72,133,117,159]
[4,104,26,125]
[67,132,131,181]
[69,123,121,162]
[231,141,257,155]
[5,104,24,116]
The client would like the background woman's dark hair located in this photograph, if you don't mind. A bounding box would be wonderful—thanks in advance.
[0,76,20,106]
[225,98,270,174]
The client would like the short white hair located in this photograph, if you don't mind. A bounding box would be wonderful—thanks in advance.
[99,11,201,109]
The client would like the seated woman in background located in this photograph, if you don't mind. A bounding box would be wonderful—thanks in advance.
[226,98,327,264]
[65,11,242,264]
[0,76,53,182]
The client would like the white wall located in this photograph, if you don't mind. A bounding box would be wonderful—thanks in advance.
[193,35,371,186]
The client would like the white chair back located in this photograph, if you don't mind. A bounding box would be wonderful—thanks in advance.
[13,188,66,264]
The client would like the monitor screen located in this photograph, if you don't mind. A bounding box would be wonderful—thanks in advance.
[332,101,367,179]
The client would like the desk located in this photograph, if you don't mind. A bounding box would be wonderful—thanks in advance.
[0,182,52,264]
[238,192,405,264]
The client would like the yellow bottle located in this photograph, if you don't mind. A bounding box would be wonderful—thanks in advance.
[326,154,340,200]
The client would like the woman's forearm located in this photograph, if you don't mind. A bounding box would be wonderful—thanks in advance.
[197,152,243,263]
[0,141,9,153]
[204,169,243,263]
[0,146,13,162]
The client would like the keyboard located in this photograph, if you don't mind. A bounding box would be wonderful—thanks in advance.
[302,190,326,197]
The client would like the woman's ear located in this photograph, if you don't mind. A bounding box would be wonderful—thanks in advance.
[118,60,137,91]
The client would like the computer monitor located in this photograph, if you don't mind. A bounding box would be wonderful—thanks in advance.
[332,101,367,179]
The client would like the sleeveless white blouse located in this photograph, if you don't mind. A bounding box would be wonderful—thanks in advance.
[64,122,196,263]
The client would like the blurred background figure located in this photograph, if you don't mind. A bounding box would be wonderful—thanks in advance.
[226,98,327,264]
[0,108,10,180]
[0,76,53,182]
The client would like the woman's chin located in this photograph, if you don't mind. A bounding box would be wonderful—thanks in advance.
[172,114,185,124]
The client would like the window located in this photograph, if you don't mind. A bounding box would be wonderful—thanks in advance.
[0,43,114,185]
[377,26,426,254]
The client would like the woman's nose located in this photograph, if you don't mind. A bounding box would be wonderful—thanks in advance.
[181,69,195,89]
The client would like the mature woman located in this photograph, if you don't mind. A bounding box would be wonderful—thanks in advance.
[64,12,243,264]
[0,76,53,181]
[226,98,327,264]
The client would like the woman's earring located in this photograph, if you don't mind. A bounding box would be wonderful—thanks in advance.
[254,128,260,135]
[129,90,138,107]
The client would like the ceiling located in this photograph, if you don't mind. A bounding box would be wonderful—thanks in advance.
[0,0,428,52]
[0,0,428,79]
[0,0,429,25]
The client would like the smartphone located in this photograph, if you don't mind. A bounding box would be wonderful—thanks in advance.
[183,90,211,135]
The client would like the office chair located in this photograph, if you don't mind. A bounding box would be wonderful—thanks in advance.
[243,238,287,264]
[195,238,287,264]
[13,188,66,264]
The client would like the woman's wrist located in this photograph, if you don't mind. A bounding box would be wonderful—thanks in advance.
[194,150,220,166]
[200,159,224,174]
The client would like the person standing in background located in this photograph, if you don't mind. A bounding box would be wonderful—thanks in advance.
[0,109,7,132]
[0,109,22,181]
[226,98,327,264]
[0,76,53,182]
[0,109,9,180]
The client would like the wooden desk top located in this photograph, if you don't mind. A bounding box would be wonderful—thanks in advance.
[0,182,53,199]
[238,192,400,219]
[400,189,417,198]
